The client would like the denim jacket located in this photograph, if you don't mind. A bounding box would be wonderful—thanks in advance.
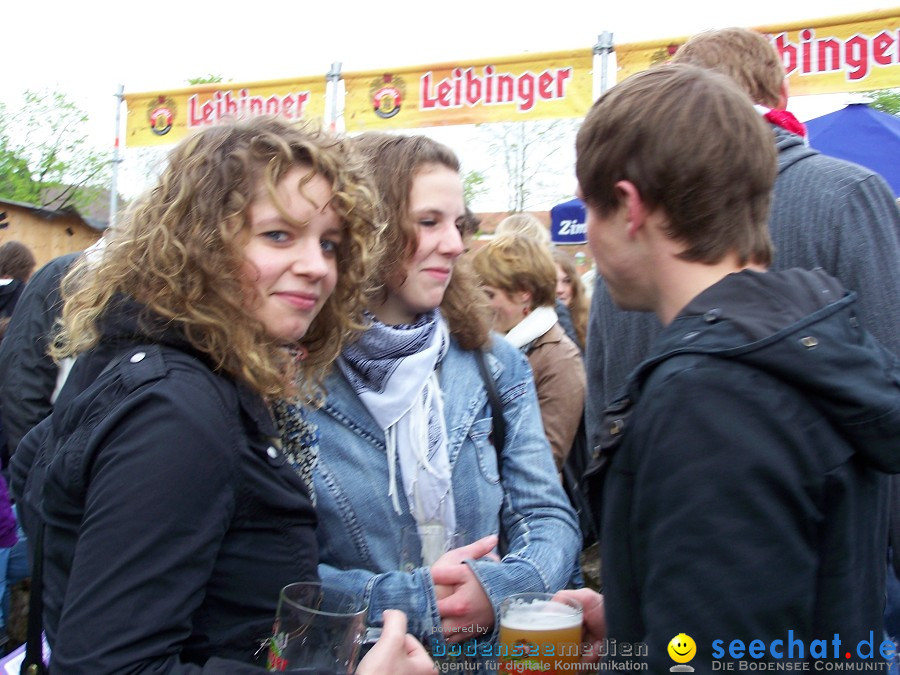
[309,334,580,646]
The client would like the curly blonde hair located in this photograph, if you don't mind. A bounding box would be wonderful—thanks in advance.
[352,132,491,350]
[54,117,381,401]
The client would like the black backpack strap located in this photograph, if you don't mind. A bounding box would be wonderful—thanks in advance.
[21,519,45,674]
[474,349,505,472]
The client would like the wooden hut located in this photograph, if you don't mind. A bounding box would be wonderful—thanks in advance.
[0,198,105,269]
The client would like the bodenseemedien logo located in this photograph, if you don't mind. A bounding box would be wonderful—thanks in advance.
[668,633,697,672]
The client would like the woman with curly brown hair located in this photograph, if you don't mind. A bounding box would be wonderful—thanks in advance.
[9,118,432,674]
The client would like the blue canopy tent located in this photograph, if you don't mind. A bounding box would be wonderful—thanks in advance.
[550,197,588,245]
[805,103,900,195]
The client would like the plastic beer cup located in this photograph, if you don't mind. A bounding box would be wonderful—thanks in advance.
[498,592,583,675]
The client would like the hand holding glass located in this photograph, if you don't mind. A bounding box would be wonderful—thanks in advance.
[498,592,583,675]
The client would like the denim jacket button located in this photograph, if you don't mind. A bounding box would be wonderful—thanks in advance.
[266,446,279,459]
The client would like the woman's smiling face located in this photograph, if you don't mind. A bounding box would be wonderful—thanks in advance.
[243,166,341,342]
[374,163,466,325]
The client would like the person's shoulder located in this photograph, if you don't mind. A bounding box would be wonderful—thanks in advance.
[482,332,526,364]
[32,251,82,283]
[532,324,583,361]
[778,145,893,196]
[637,350,759,406]
[459,334,532,389]
[551,323,582,356]
[75,343,241,421]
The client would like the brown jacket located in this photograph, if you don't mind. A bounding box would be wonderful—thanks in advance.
[525,322,586,471]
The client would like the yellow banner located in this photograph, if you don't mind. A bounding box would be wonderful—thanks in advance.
[343,49,593,132]
[124,76,327,148]
[615,9,900,95]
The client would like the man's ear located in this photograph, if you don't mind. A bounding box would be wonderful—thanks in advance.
[775,78,790,110]
[615,180,647,237]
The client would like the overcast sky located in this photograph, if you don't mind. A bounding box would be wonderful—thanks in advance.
[2,0,892,208]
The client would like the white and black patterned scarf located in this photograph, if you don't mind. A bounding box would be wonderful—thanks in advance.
[339,310,456,539]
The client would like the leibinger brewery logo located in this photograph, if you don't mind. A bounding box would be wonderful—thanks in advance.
[650,43,682,67]
[371,74,405,119]
[148,95,176,136]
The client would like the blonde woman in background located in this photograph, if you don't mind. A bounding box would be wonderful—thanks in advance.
[471,234,585,472]
[493,212,550,246]
[493,213,580,350]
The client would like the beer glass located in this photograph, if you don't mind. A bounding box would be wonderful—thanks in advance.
[267,581,367,673]
[498,592,583,675]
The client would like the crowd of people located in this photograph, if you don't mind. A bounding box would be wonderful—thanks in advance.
[0,24,896,675]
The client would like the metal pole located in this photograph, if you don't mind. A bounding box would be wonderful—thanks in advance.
[325,62,342,133]
[593,31,615,98]
[109,84,124,230]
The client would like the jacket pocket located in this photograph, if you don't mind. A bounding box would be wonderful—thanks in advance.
[468,417,500,485]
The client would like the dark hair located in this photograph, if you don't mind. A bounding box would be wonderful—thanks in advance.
[0,241,36,281]
[576,63,775,266]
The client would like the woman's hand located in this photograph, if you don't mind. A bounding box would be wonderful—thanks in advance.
[554,589,606,664]
[432,562,495,643]
[431,534,498,601]
[356,610,434,675]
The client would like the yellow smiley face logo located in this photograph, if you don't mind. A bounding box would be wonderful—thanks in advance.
[668,633,696,663]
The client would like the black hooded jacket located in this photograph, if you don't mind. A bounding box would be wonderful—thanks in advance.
[10,299,318,673]
[589,268,900,672]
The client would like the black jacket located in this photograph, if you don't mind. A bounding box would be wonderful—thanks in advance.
[0,252,81,459]
[10,301,318,673]
[0,278,25,320]
[588,269,900,672]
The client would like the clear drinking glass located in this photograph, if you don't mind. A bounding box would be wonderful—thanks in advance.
[399,523,468,570]
[267,581,367,673]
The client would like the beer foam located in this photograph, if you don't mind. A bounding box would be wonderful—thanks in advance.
[500,599,581,630]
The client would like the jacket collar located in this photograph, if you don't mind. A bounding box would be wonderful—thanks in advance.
[321,338,493,468]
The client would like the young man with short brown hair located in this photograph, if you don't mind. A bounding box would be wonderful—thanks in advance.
[578,63,900,671]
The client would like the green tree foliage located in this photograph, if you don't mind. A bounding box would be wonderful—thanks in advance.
[0,105,34,200]
[868,89,900,116]
[187,75,226,86]
[0,90,111,213]
[463,170,487,205]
